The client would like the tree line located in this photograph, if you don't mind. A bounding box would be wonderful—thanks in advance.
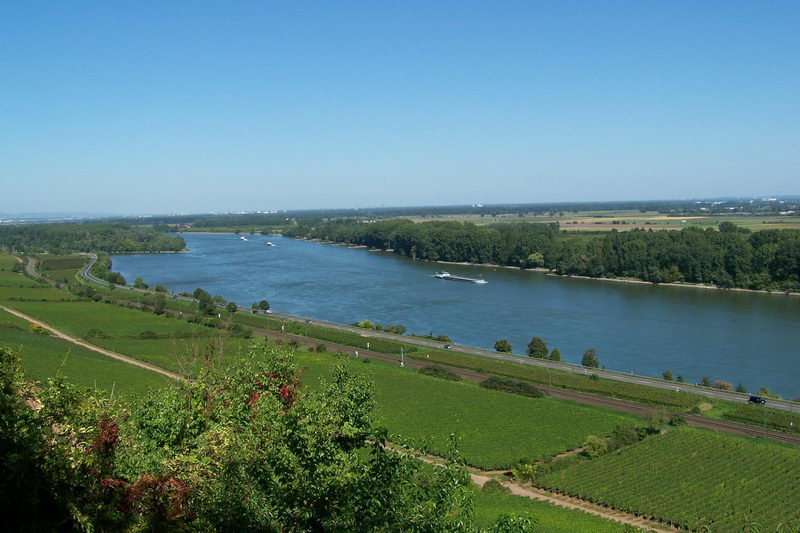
[0,223,186,254]
[284,219,800,290]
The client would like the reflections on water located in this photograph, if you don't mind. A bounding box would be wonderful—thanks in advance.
[112,233,800,396]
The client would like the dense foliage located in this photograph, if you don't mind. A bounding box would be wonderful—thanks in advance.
[480,377,544,398]
[0,223,185,254]
[0,343,550,532]
[538,427,800,531]
[285,219,800,290]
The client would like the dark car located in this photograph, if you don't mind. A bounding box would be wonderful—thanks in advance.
[443,344,452,350]
[748,395,766,405]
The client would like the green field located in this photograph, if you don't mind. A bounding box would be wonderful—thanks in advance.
[92,335,255,375]
[296,352,639,469]
[0,313,171,396]
[2,300,207,338]
[722,404,800,435]
[473,488,624,532]
[411,348,704,411]
[37,254,87,282]
[538,427,800,531]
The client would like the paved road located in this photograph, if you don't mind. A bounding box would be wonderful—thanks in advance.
[74,253,800,413]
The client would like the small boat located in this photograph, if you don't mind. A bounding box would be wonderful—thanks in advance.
[265,241,276,247]
[434,271,488,284]
[240,236,248,241]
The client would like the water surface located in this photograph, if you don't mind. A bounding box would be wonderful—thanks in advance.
[112,233,800,396]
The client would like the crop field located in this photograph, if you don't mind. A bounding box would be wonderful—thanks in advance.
[722,404,800,435]
[411,348,703,411]
[411,210,800,233]
[92,336,254,375]
[0,315,171,396]
[38,255,87,282]
[538,427,800,531]
[472,489,622,532]
[296,353,639,469]
[2,300,206,338]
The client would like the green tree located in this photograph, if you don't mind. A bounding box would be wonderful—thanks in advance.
[258,299,270,311]
[225,301,238,314]
[662,370,673,381]
[526,337,548,358]
[583,435,608,458]
[676,375,685,383]
[133,277,148,289]
[581,348,600,368]
[700,376,712,387]
[548,348,561,361]
[494,339,512,353]
[736,383,747,393]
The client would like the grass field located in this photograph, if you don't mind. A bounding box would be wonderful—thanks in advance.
[538,427,800,531]
[296,352,639,469]
[37,254,87,283]
[2,300,208,338]
[1,312,172,396]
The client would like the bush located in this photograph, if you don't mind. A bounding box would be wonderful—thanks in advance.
[494,339,512,353]
[139,330,158,339]
[480,377,543,398]
[315,343,327,353]
[582,435,608,458]
[86,328,108,339]
[419,365,462,382]
[482,479,511,494]
[28,324,49,336]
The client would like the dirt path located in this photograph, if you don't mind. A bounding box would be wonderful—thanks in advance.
[468,472,673,532]
[0,305,186,383]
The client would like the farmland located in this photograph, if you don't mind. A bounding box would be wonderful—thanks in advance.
[295,352,639,469]
[0,310,171,395]
[538,427,800,531]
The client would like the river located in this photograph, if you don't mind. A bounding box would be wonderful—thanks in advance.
[111,233,800,397]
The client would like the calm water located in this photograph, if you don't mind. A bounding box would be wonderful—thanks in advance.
[112,233,800,396]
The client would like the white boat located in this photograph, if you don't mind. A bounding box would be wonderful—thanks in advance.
[240,236,248,241]
[434,271,488,284]
[265,241,276,247]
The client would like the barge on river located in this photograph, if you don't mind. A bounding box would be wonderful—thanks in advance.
[434,271,488,284]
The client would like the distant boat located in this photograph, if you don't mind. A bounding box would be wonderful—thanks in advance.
[240,236,248,241]
[265,241,276,247]
[434,271,488,284]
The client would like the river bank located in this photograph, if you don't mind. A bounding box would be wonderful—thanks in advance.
[305,239,800,297]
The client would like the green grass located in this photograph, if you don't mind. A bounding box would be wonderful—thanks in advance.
[92,336,255,375]
[538,427,800,531]
[1,319,171,397]
[296,352,639,469]
[2,300,208,338]
[0,285,78,301]
[37,254,87,271]
[472,488,625,532]
[0,270,42,288]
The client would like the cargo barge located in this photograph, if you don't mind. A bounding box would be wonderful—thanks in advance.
[434,271,488,284]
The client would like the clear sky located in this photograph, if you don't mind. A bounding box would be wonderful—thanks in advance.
[2,1,798,214]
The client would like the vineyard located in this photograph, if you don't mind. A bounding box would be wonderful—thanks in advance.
[538,427,800,531]
[722,404,800,435]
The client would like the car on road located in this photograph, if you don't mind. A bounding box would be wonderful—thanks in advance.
[443,344,452,349]
[748,395,766,405]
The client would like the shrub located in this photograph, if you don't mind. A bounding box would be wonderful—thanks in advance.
[494,339,512,353]
[482,479,511,494]
[315,343,327,353]
[480,377,543,398]
[582,435,608,458]
[139,330,158,340]
[419,365,462,382]
[28,324,49,336]
[86,328,108,339]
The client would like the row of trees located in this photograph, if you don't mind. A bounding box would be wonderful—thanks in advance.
[0,223,186,253]
[494,337,599,367]
[285,219,800,290]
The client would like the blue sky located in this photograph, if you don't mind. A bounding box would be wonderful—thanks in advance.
[2,1,798,214]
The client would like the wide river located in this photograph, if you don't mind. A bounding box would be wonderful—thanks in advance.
[112,233,800,397]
